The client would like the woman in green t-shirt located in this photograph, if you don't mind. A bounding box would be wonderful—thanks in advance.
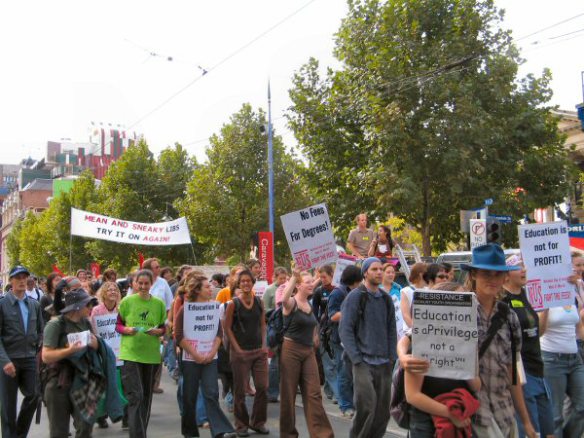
[116,269,166,438]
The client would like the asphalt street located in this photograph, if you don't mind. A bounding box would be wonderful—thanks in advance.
[28,371,406,437]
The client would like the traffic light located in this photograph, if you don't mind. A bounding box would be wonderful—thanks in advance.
[486,218,502,244]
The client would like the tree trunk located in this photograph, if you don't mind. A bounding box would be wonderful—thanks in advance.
[421,221,432,257]
[421,178,432,257]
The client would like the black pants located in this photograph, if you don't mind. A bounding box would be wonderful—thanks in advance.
[45,377,93,438]
[121,361,159,438]
[0,357,39,438]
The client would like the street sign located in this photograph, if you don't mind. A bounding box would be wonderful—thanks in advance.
[484,198,493,206]
[489,214,513,224]
[470,219,487,249]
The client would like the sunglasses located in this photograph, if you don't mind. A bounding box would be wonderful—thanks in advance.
[436,274,449,279]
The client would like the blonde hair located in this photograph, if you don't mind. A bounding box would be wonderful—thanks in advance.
[97,281,121,305]
[184,271,208,302]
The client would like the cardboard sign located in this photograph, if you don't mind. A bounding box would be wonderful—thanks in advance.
[254,281,268,299]
[281,203,338,270]
[519,221,573,310]
[71,207,192,246]
[67,330,91,348]
[412,291,478,380]
[182,302,221,362]
[94,313,123,366]
[332,255,357,286]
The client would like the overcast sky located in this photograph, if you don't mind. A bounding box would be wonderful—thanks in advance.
[0,0,582,165]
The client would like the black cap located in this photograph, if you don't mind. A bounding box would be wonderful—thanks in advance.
[9,265,30,279]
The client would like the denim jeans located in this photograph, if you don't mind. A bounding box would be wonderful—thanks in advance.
[407,406,435,438]
[320,344,339,402]
[331,341,354,412]
[542,350,584,438]
[516,372,554,437]
[165,338,177,374]
[196,386,208,424]
[181,359,235,437]
[0,357,38,438]
[268,351,280,400]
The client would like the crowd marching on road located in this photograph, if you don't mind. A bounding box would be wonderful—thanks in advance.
[1,213,584,438]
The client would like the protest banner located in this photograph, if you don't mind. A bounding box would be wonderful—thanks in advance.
[332,254,357,286]
[94,313,122,366]
[281,203,338,270]
[257,231,274,282]
[412,290,478,380]
[67,330,91,348]
[182,301,221,361]
[70,207,191,246]
[519,221,573,310]
[569,223,584,252]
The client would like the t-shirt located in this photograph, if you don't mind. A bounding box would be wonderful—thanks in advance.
[347,228,376,257]
[540,305,580,354]
[501,289,544,377]
[149,277,173,311]
[262,283,278,312]
[118,294,167,364]
[43,316,93,349]
[216,287,233,304]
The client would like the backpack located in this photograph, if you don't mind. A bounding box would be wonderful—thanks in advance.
[389,300,516,430]
[319,303,334,359]
[266,300,296,349]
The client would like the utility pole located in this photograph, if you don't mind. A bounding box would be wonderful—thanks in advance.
[267,81,274,234]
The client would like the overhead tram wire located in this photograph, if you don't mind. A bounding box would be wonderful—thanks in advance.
[127,0,319,130]
[515,11,584,42]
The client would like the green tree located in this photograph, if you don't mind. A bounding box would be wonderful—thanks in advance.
[179,103,310,263]
[17,211,49,275]
[87,141,198,272]
[288,0,574,255]
[5,217,24,267]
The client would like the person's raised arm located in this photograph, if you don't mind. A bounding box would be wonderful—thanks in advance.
[281,268,300,314]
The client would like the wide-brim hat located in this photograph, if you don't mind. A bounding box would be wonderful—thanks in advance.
[60,288,98,314]
[461,243,520,272]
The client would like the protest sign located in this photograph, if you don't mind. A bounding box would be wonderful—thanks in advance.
[94,313,123,366]
[519,221,573,310]
[332,254,357,286]
[70,207,191,246]
[412,291,478,380]
[254,281,268,299]
[182,302,221,362]
[281,203,338,270]
[67,330,91,348]
[391,294,405,340]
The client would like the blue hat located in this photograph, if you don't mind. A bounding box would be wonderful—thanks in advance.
[461,244,520,272]
[361,257,382,275]
[9,265,30,279]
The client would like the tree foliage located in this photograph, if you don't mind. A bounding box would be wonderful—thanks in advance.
[179,103,310,263]
[288,0,574,254]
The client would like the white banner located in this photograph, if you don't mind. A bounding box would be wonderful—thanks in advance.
[70,208,191,246]
[281,203,338,270]
[94,313,123,366]
[519,221,573,310]
[254,281,268,299]
[182,302,221,362]
[412,290,478,380]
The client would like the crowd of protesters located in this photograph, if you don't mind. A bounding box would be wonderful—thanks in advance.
[0,214,584,438]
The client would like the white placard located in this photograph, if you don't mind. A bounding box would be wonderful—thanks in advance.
[182,302,221,362]
[67,330,90,347]
[94,313,123,366]
[519,221,573,310]
[332,255,357,286]
[391,293,405,341]
[470,219,487,249]
[412,290,478,380]
[281,203,338,270]
[70,207,192,246]
[253,281,268,299]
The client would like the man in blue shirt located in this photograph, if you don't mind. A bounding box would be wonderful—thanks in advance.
[0,265,43,438]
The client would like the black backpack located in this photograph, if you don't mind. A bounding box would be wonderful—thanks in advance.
[266,300,296,349]
[389,300,516,430]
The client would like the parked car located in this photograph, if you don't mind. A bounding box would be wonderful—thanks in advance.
[436,248,520,284]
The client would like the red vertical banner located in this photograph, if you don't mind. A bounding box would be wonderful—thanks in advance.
[138,252,145,269]
[90,262,101,279]
[258,231,274,282]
